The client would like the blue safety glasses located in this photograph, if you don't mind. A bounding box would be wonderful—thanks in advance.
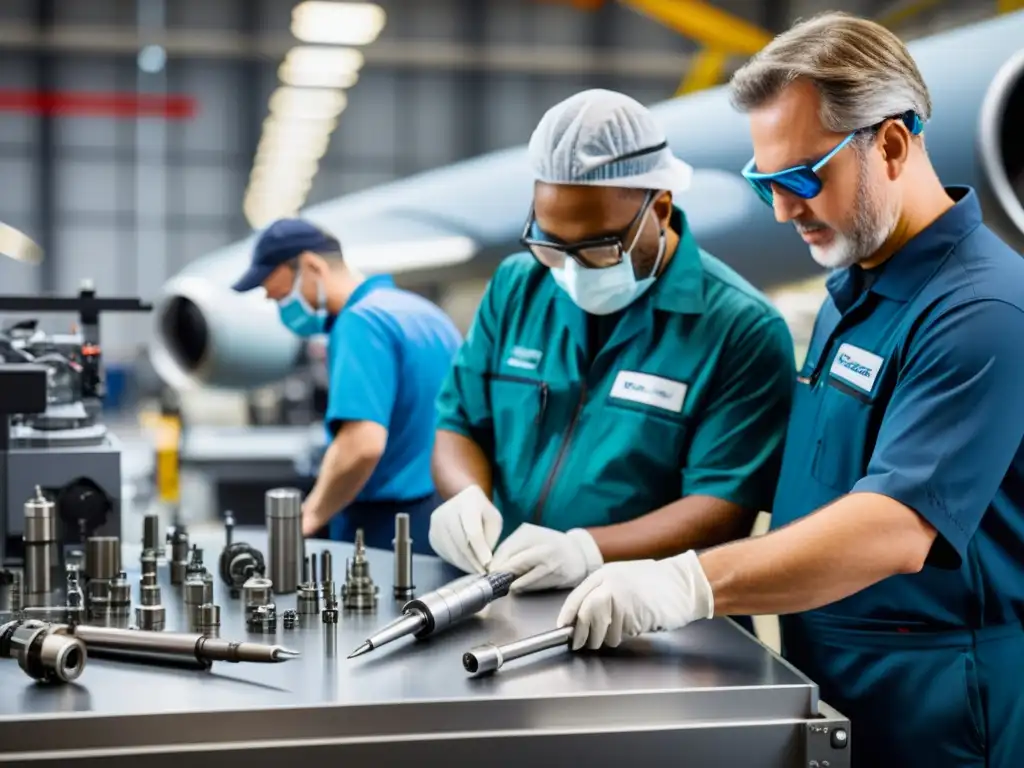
[741,132,857,207]
[741,112,924,206]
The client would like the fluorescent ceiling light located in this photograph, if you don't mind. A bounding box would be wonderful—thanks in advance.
[343,236,478,274]
[269,86,347,121]
[292,2,387,46]
[279,46,364,89]
[257,130,332,160]
[280,64,359,90]
[261,114,338,141]
[252,155,320,181]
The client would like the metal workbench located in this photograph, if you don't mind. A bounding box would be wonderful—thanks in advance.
[0,531,851,767]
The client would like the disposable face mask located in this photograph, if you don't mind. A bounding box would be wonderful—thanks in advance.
[551,213,666,315]
[278,267,327,337]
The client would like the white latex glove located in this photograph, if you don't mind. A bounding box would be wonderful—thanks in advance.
[427,485,503,574]
[556,550,714,650]
[488,523,604,593]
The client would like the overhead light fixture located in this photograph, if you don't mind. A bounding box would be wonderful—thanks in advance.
[268,86,348,121]
[257,129,332,161]
[279,46,364,89]
[291,1,387,46]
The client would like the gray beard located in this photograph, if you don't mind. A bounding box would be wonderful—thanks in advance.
[809,152,898,270]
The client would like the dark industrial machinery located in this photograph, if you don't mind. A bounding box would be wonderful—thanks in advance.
[0,287,152,572]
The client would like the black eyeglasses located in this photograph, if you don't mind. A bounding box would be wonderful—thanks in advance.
[520,190,656,270]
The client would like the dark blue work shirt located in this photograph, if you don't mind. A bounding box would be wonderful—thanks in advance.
[325,275,462,502]
[772,187,1024,628]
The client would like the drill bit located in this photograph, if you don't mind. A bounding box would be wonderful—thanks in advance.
[348,571,515,659]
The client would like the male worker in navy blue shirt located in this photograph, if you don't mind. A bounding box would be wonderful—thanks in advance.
[232,218,462,554]
[554,14,1024,767]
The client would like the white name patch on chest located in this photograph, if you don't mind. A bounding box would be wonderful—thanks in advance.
[829,343,884,393]
[610,371,687,413]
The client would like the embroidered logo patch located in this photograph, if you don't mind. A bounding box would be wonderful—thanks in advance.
[505,345,543,371]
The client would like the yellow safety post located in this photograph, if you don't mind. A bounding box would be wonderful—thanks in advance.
[676,47,730,95]
[140,409,182,506]
[622,0,772,56]
[155,414,182,506]
[997,0,1024,13]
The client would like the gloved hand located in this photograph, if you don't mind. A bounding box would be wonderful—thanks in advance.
[555,550,714,650]
[427,485,503,574]
[488,523,604,593]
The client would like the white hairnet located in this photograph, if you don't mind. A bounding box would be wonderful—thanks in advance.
[528,89,693,194]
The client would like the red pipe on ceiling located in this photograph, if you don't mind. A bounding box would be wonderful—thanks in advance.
[0,90,197,119]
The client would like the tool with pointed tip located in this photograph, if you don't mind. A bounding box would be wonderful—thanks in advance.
[69,623,299,669]
[341,529,378,611]
[348,571,516,659]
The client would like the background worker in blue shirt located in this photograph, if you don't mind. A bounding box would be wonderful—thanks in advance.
[429,89,795,599]
[232,218,462,554]
[555,13,1024,768]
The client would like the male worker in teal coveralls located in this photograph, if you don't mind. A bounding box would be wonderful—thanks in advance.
[555,13,1024,768]
[427,88,796,612]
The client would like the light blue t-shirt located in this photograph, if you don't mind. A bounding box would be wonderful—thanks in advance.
[325,275,462,501]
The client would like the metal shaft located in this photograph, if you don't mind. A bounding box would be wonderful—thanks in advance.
[349,571,515,658]
[70,624,299,669]
[266,488,303,594]
[393,513,414,600]
[463,626,574,677]
[142,514,161,553]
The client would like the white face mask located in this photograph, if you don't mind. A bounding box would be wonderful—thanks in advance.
[551,213,666,315]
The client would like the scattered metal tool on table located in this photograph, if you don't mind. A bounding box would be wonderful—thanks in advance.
[218,511,265,597]
[69,623,298,669]
[0,619,86,684]
[341,529,378,612]
[463,626,574,677]
[348,571,515,659]
[392,513,415,600]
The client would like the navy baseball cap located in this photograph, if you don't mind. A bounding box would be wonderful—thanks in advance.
[232,218,341,292]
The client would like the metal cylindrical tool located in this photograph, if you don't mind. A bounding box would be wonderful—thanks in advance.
[84,536,120,618]
[342,529,378,611]
[393,513,414,600]
[136,572,166,632]
[23,487,59,606]
[265,488,303,594]
[0,570,20,613]
[70,624,299,669]
[85,536,121,582]
[348,571,516,658]
[248,604,277,633]
[242,576,273,622]
[183,575,207,628]
[463,626,574,677]
[0,619,87,684]
[65,566,85,626]
[166,525,189,585]
[197,604,220,637]
[142,514,161,553]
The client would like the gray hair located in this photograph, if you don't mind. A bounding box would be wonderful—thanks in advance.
[728,12,932,134]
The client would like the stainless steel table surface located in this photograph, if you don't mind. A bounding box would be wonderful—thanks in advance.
[0,530,851,767]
